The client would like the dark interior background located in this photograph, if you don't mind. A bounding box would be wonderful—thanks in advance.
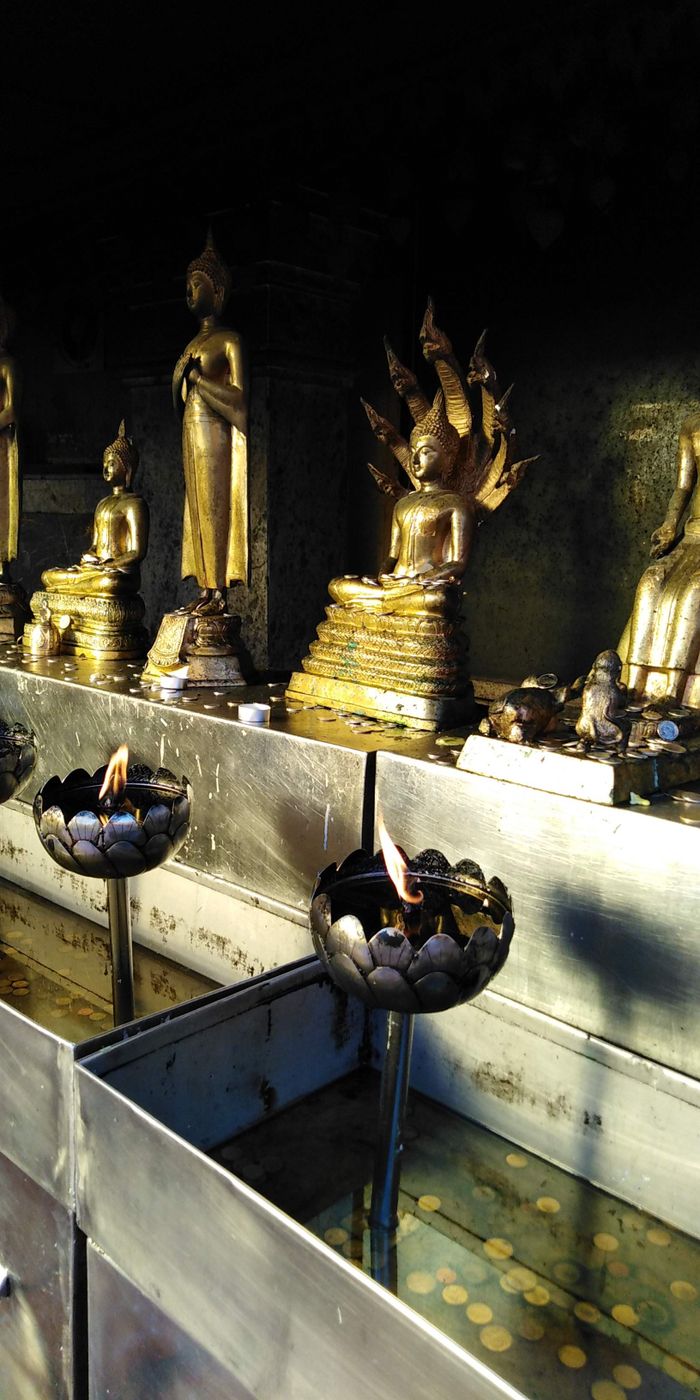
[2,2,699,681]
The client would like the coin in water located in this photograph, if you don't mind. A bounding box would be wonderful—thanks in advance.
[78,1007,94,1017]
[467,1302,492,1324]
[612,1364,641,1389]
[558,1345,587,1369]
[55,996,71,1007]
[646,1226,671,1246]
[518,1314,545,1341]
[612,1303,639,1326]
[418,1194,441,1212]
[324,1227,349,1247]
[574,1300,600,1323]
[12,987,30,996]
[536,1196,560,1213]
[606,1259,629,1278]
[484,1237,513,1260]
[591,1383,626,1400]
[524,1285,550,1306]
[480,1325,513,1353]
[642,707,663,720]
[442,1284,468,1305]
[506,1266,537,1291]
[593,1232,618,1252]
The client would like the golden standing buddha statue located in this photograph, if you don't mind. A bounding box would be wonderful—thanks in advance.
[619,412,700,705]
[287,300,535,728]
[142,233,248,686]
[0,295,30,638]
[25,422,150,660]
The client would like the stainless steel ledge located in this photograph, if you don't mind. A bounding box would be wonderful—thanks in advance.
[0,655,421,912]
[375,749,700,1079]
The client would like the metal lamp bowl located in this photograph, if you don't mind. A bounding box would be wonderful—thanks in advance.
[0,719,36,804]
[310,847,514,1014]
[33,763,192,880]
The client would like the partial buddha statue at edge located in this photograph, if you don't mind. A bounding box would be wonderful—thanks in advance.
[619,411,700,705]
[0,293,30,638]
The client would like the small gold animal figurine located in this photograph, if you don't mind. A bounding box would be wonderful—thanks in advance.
[480,674,564,744]
[576,650,628,747]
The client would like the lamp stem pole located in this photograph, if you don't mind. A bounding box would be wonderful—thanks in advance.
[369,1009,415,1234]
[105,878,134,1026]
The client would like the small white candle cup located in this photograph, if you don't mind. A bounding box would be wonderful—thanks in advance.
[237,702,271,725]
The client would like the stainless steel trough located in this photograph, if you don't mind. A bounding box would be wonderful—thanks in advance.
[75,959,700,1400]
[0,878,216,1400]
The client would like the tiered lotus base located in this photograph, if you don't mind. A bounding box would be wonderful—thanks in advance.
[287,604,475,730]
[23,589,147,660]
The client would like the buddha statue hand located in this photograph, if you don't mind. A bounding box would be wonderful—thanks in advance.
[650,520,677,559]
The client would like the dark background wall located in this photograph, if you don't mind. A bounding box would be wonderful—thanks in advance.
[2,2,699,682]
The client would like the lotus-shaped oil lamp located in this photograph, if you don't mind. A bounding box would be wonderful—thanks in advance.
[0,719,36,804]
[34,746,192,1025]
[310,824,515,1245]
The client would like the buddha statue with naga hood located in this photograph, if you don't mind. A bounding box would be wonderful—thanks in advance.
[287,299,535,728]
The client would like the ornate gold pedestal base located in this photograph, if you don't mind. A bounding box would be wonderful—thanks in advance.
[23,590,146,660]
[141,610,246,687]
[286,670,473,729]
[287,605,474,730]
[458,731,700,804]
[0,580,30,640]
[621,662,700,709]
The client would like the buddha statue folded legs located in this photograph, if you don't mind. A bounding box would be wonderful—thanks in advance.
[328,573,456,617]
[24,422,150,661]
[41,562,142,597]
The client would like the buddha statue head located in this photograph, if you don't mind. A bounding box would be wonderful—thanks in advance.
[186,230,231,319]
[409,392,461,484]
[103,420,139,490]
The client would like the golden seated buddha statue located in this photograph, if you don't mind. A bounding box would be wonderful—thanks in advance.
[619,412,700,706]
[288,300,535,728]
[25,422,150,660]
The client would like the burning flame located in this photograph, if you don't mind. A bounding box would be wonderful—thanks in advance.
[98,745,129,805]
[378,815,424,905]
